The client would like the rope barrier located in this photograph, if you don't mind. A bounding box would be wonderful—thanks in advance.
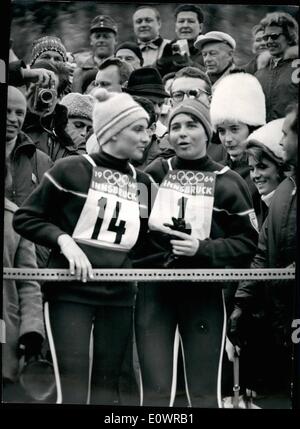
[3,267,296,282]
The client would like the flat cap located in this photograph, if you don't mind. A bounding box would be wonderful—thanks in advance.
[194,31,236,50]
[90,15,118,34]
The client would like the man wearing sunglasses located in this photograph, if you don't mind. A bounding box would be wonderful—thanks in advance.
[255,12,298,122]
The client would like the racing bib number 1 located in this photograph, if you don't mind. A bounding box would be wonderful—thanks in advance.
[149,169,216,240]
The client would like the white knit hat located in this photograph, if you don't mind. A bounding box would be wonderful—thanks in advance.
[61,93,95,121]
[246,118,285,163]
[210,72,266,130]
[92,88,149,146]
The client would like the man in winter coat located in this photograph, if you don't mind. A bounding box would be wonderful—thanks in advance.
[156,4,205,78]
[6,85,53,267]
[72,15,118,93]
[3,165,45,402]
[132,6,170,67]
[194,31,237,91]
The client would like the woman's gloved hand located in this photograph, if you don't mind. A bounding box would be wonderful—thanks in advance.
[18,332,44,362]
[227,301,248,349]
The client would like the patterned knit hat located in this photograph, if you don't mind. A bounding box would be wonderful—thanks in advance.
[92,88,149,146]
[210,72,266,130]
[60,93,95,121]
[168,98,213,142]
[31,36,67,66]
[246,118,285,163]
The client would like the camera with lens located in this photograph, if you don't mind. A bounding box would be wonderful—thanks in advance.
[171,39,190,57]
[33,84,57,112]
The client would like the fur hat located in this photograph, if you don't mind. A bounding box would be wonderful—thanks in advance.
[210,72,266,130]
[168,98,213,142]
[246,118,285,163]
[92,88,149,146]
[60,93,95,121]
[31,36,67,66]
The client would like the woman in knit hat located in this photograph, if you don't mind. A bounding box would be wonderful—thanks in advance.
[210,71,266,219]
[60,92,95,152]
[13,88,154,404]
[133,98,258,407]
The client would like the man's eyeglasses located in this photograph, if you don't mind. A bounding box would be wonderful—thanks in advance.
[262,33,283,42]
[171,88,210,102]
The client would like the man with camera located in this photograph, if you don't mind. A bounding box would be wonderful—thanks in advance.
[22,60,83,162]
[156,4,205,78]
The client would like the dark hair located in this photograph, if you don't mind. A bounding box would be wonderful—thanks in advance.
[260,12,298,46]
[175,4,204,24]
[171,66,212,94]
[285,103,298,135]
[162,72,176,86]
[82,69,97,94]
[115,41,144,66]
[133,5,161,21]
[132,95,156,127]
[246,144,285,182]
[98,57,133,85]
[31,60,69,97]
[247,125,260,135]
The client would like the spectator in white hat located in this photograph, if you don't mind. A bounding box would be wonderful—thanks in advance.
[194,31,236,90]
[210,71,266,220]
[246,118,286,226]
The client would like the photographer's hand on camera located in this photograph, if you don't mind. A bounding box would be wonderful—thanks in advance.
[22,67,56,87]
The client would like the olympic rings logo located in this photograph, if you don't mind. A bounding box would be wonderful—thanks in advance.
[175,170,205,186]
[98,169,130,187]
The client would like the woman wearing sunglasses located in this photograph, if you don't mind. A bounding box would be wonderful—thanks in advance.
[255,12,298,122]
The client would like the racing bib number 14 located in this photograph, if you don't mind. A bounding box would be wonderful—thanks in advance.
[72,167,140,251]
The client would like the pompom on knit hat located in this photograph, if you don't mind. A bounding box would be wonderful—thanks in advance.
[92,88,149,146]
[210,72,266,131]
[168,98,213,143]
[31,36,67,66]
[246,118,285,163]
[60,93,95,121]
